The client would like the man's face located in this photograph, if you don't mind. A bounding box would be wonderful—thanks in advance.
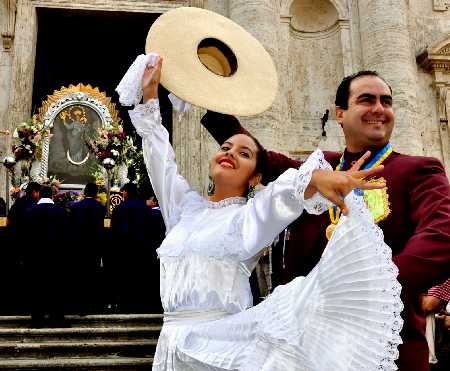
[336,76,394,152]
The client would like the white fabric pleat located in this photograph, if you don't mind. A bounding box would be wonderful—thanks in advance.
[154,192,403,371]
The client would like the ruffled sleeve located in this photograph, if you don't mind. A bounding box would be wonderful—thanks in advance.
[239,149,332,258]
[128,99,200,232]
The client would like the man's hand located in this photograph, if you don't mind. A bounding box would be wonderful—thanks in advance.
[142,56,163,103]
[306,151,385,215]
[421,294,447,315]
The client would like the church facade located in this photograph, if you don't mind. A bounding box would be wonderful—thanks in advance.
[1,0,449,199]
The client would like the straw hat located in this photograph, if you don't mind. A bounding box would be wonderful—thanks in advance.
[145,7,278,116]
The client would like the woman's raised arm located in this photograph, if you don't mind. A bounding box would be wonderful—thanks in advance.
[129,57,200,232]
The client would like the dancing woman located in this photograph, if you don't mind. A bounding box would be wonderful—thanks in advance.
[126,57,403,371]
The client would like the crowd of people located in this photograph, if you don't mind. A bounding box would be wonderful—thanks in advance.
[2,181,165,327]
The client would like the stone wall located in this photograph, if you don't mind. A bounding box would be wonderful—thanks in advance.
[0,0,449,202]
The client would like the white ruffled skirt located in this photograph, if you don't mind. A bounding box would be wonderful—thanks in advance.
[152,193,403,371]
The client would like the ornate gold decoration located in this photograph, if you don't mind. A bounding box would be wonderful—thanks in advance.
[363,177,391,224]
[37,84,119,124]
[326,177,390,240]
[110,192,123,214]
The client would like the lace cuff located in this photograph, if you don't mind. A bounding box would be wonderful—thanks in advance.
[295,149,333,215]
[128,99,161,137]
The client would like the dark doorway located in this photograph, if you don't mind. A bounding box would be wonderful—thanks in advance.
[25,8,171,315]
[33,7,172,140]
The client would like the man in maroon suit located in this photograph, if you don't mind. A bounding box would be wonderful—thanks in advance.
[201,70,450,370]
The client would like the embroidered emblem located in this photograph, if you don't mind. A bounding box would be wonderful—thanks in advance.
[363,177,390,223]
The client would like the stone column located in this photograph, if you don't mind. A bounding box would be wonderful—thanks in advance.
[0,0,20,202]
[358,0,422,155]
[0,0,37,201]
[228,0,283,147]
[6,0,37,133]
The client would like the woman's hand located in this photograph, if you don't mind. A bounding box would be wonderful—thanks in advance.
[306,151,386,215]
[142,56,163,103]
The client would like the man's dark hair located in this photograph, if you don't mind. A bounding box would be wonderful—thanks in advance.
[25,182,41,196]
[39,186,53,199]
[335,70,392,110]
[120,182,139,199]
[83,182,98,198]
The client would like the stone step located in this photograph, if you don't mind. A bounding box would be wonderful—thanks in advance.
[0,339,158,359]
[0,356,153,370]
[0,326,161,342]
[0,314,163,328]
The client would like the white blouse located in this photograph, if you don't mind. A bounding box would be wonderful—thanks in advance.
[129,100,331,315]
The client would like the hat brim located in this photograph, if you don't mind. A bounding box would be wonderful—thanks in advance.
[146,7,278,116]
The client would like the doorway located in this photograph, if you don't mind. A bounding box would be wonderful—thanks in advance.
[32,7,172,140]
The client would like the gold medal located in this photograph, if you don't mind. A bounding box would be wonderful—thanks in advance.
[326,223,337,240]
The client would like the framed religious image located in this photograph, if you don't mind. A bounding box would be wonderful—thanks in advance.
[37,84,120,188]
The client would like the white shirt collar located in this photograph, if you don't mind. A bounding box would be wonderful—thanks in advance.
[38,198,54,204]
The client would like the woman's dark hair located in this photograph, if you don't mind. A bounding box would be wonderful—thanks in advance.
[244,133,267,176]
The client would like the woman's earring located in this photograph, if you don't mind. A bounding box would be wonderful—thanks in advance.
[247,184,256,199]
[207,177,215,196]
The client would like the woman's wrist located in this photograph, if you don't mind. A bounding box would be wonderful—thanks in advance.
[143,84,158,102]
[304,170,319,199]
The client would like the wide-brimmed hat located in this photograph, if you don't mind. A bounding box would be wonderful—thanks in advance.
[146,7,278,116]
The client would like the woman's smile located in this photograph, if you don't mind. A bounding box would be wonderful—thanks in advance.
[218,158,235,169]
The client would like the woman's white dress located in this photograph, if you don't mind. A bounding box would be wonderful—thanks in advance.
[129,100,403,371]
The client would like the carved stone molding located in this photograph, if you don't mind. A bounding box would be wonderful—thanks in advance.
[1,33,14,51]
[280,0,348,20]
[433,0,449,11]
[289,21,341,40]
[437,85,448,123]
[1,0,17,51]
[417,36,450,75]
[418,35,450,173]
[30,0,189,13]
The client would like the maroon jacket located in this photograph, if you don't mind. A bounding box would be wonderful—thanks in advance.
[201,111,450,371]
